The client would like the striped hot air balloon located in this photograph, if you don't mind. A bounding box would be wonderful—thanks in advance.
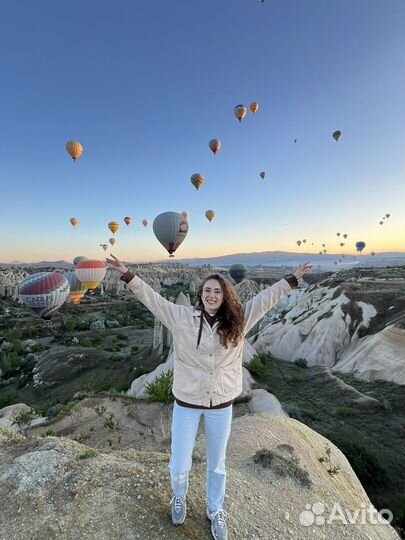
[64,271,88,304]
[19,272,70,319]
[108,221,120,234]
[75,260,106,291]
[191,173,205,190]
[73,256,87,266]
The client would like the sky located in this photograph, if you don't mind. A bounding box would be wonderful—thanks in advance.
[0,0,404,263]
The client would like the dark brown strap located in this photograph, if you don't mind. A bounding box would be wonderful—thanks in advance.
[176,398,233,410]
[284,274,298,288]
[120,270,135,283]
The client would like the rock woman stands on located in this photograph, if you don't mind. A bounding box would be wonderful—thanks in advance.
[106,254,311,540]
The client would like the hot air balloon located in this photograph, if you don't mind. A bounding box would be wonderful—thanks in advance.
[124,217,132,226]
[100,244,108,251]
[334,261,338,265]
[371,251,376,256]
[296,240,302,246]
[336,232,340,237]
[209,139,221,155]
[75,260,106,292]
[342,254,346,258]
[259,171,266,180]
[229,263,248,284]
[70,217,79,227]
[142,219,149,228]
[73,256,87,266]
[322,244,326,248]
[64,271,87,304]
[66,141,83,161]
[379,221,384,225]
[332,130,342,142]
[191,173,204,190]
[294,139,297,143]
[386,213,390,218]
[339,242,345,247]
[355,241,366,252]
[319,251,323,255]
[153,211,188,257]
[109,238,116,246]
[250,102,259,114]
[323,249,327,253]
[108,221,120,234]
[181,212,189,220]
[205,210,215,223]
[19,272,70,319]
[234,104,247,122]
[302,239,307,243]
[343,234,348,239]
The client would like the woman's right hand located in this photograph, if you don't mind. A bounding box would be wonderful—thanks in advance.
[105,254,128,274]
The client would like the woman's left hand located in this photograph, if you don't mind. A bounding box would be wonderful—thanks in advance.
[293,262,312,279]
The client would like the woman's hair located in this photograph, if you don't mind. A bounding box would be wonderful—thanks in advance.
[197,273,244,348]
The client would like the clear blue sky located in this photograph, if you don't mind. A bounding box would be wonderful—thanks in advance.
[0,0,404,262]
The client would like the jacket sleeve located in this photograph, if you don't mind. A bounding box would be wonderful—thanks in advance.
[243,278,293,335]
[123,275,184,332]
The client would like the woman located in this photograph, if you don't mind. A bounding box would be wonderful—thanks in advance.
[106,254,311,540]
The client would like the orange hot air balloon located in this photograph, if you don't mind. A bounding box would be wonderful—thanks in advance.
[250,102,259,114]
[181,212,189,220]
[124,217,132,226]
[70,217,79,227]
[109,238,116,246]
[108,221,120,234]
[75,260,106,292]
[142,219,149,228]
[205,210,215,223]
[209,139,221,155]
[66,140,84,161]
[191,173,204,190]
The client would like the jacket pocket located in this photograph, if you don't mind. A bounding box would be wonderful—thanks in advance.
[173,360,203,396]
[219,365,242,396]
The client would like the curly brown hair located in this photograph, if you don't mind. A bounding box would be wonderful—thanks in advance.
[197,273,244,348]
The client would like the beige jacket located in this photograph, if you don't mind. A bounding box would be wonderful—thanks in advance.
[125,275,292,407]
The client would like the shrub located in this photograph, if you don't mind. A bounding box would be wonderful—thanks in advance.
[333,439,388,487]
[145,370,174,403]
[336,406,355,417]
[65,319,77,333]
[246,355,266,379]
[294,358,308,368]
[81,339,93,347]
[79,449,98,459]
[253,447,312,488]
[283,403,304,421]
[12,408,36,436]
[0,389,20,409]
[46,403,63,419]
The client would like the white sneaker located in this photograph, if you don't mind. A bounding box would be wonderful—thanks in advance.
[206,508,228,540]
[171,494,186,525]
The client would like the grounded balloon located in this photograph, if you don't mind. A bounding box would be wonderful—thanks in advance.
[75,260,106,291]
[259,171,266,180]
[108,221,120,234]
[342,254,346,258]
[229,263,248,284]
[332,130,342,142]
[209,139,221,155]
[19,272,70,319]
[334,261,338,265]
[153,211,188,257]
[234,104,247,122]
[142,219,149,228]
[73,256,87,266]
[124,217,132,226]
[355,241,366,252]
[66,140,83,161]
[296,240,302,246]
[70,217,79,227]
[205,210,215,223]
[109,238,116,246]
[64,271,87,304]
[250,102,259,114]
[181,212,189,220]
[191,173,204,190]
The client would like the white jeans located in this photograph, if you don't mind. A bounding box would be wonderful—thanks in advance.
[169,400,233,513]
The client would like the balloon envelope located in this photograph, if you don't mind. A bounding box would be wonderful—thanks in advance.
[355,241,366,252]
[153,212,188,257]
[73,256,87,266]
[332,130,342,142]
[64,271,87,304]
[109,238,116,246]
[229,263,248,284]
[108,221,120,234]
[66,141,83,161]
[19,272,70,319]
[209,139,221,154]
[181,212,189,220]
[191,173,204,190]
[75,260,106,291]
[70,217,78,227]
[142,219,149,227]
[205,210,215,222]
[124,217,132,226]
[250,102,259,114]
[233,104,247,122]
[260,171,266,179]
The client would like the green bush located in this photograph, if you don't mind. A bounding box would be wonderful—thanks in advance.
[1,351,23,375]
[145,370,174,403]
[81,339,93,347]
[0,389,20,409]
[246,355,266,379]
[336,406,355,417]
[65,319,77,333]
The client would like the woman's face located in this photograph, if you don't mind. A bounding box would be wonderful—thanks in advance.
[201,279,224,315]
